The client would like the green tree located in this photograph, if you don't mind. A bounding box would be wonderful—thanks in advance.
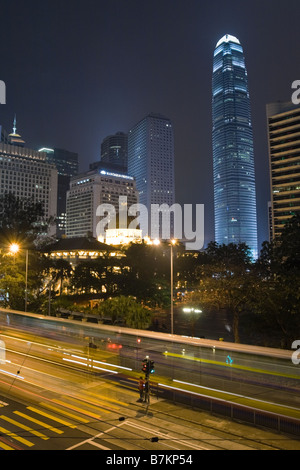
[0,193,55,312]
[97,295,151,329]
[123,242,170,307]
[192,242,253,343]
[0,192,48,245]
[249,214,300,347]
[0,248,45,311]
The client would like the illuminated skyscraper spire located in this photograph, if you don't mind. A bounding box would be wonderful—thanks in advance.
[212,34,258,258]
[8,114,25,147]
[12,114,17,134]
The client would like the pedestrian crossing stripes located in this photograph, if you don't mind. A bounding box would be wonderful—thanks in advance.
[0,424,34,447]
[0,390,126,450]
[26,406,77,429]
[41,402,90,424]
[0,440,15,450]
[51,397,103,420]
[0,415,49,440]
[0,400,83,450]
[13,410,64,434]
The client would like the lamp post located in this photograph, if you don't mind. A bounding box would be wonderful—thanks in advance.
[182,307,202,337]
[25,249,28,312]
[152,238,176,335]
[170,239,176,335]
[9,243,29,312]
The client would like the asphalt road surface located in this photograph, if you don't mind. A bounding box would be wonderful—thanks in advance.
[0,371,300,452]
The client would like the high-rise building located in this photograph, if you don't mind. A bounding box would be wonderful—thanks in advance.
[212,34,258,258]
[100,132,128,172]
[39,147,78,237]
[128,112,175,238]
[66,167,138,240]
[0,142,57,236]
[266,101,300,239]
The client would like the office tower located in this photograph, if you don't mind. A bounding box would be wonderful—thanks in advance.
[100,132,128,171]
[128,112,175,238]
[39,147,78,237]
[66,167,138,239]
[212,34,258,258]
[0,142,57,236]
[266,101,300,239]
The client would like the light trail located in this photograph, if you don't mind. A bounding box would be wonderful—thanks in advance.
[0,368,24,380]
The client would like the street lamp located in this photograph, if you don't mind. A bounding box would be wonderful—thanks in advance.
[9,243,19,255]
[152,238,176,335]
[182,307,202,337]
[9,243,29,312]
[170,239,176,335]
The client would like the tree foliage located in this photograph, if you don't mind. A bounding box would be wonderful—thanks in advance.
[248,214,300,347]
[191,242,253,343]
[97,295,151,329]
[0,192,47,245]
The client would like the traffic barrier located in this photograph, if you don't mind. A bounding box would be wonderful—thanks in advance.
[157,383,300,437]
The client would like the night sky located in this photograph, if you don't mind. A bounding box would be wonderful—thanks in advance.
[1,0,299,250]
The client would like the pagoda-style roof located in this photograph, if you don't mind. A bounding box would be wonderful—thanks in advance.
[43,236,116,254]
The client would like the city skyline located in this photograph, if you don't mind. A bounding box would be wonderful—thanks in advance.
[1,0,299,250]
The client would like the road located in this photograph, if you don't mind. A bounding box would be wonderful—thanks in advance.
[2,309,300,415]
[1,376,299,451]
[0,331,299,451]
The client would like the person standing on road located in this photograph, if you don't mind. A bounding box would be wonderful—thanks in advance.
[138,376,144,402]
[143,378,150,404]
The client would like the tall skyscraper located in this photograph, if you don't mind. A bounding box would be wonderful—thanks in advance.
[128,113,175,238]
[266,101,300,239]
[212,34,258,258]
[100,132,128,172]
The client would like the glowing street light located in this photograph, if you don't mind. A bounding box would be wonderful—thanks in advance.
[182,307,202,337]
[9,243,20,254]
[183,308,202,313]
